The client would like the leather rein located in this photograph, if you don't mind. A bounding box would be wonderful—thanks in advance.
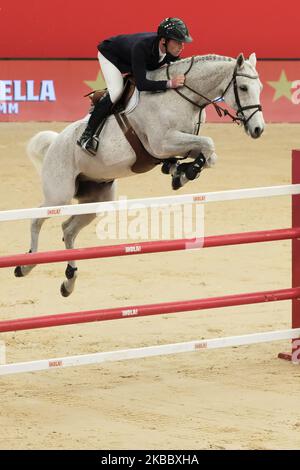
[166,56,262,127]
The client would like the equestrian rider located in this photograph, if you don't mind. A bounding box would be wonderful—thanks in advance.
[77,17,193,154]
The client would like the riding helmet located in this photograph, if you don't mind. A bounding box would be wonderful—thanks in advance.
[157,17,193,43]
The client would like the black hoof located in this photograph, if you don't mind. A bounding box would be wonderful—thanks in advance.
[161,158,178,175]
[184,165,198,180]
[14,266,24,277]
[172,174,182,190]
[60,283,71,297]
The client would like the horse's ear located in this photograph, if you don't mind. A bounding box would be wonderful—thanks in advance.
[236,53,245,68]
[249,52,257,68]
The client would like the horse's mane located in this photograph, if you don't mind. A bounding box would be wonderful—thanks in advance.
[148,54,235,81]
[170,54,235,67]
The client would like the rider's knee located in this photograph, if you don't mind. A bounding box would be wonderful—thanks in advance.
[109,87,123,104]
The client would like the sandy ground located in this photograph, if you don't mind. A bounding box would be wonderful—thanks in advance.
[0,122,300,450]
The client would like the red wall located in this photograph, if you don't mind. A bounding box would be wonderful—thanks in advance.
[0,0,299,59]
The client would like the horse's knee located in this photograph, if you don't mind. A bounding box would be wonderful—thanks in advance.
[205,152,218,167]
[201,136,215,154]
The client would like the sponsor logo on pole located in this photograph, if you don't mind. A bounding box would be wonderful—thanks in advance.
[47,208,61,216]
[48,360,63,368]
[122,309,139,317]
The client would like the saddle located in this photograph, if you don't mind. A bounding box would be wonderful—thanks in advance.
[86,74,135,109]
[86,76,161,173]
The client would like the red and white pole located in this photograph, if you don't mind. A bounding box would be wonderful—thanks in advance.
[279,149,300,362]
[0,287,299,333]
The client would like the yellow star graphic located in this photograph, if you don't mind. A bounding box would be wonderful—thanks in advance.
[84,71,106,92]
[267,70,293,102]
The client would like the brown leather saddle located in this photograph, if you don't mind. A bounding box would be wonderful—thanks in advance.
[86,76,161,173]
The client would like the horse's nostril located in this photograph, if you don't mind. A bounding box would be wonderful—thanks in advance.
[254,127,262,137]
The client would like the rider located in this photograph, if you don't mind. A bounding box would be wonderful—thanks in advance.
[77,17,193,153]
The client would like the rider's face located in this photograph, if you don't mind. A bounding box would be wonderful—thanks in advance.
[161,39,184,57]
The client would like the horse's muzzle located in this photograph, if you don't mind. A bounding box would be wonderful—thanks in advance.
[244,122,264,139]
[250,126,264,139]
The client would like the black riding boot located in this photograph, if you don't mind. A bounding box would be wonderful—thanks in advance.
[77,94,113,155]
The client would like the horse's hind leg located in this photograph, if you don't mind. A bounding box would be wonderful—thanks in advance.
[14,179,76,278]
[60,180,116,297]
[14,213,48,277]
[60,213,96,297]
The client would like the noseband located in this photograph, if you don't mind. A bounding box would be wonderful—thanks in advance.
[166,57,262,127]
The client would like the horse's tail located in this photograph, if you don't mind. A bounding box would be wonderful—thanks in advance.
[27,131,58,175]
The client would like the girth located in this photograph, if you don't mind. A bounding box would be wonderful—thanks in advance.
[114,112,161,174]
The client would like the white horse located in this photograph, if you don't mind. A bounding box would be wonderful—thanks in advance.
[16,52,264,296]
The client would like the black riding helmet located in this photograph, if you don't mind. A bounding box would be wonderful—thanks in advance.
[157,17,193,43]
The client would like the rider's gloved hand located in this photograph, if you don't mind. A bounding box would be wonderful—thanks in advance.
[167,75,185,89]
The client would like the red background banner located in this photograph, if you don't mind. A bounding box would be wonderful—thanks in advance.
[0,60,299,122]
[1,0,299,122]
[0,0,299,59]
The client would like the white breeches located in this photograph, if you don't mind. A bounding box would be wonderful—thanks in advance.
[98,52,124,103]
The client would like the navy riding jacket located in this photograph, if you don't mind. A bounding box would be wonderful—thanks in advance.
[98,32,180,92]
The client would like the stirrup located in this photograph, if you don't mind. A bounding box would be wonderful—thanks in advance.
[81,135,99,156]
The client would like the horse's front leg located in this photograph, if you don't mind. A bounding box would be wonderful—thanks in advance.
[161,130,217,165]
[159,131,218,189]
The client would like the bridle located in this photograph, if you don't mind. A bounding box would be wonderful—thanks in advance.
[166,56,262,128]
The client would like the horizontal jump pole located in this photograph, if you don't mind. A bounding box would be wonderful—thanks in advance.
[0,184,300,222]
[0,287,300,333]
[1,328,299,375]
[1,227,299,269]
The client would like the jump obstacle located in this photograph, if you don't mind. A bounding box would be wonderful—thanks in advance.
[0,150,300,376]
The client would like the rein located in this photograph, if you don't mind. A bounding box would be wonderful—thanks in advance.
[166,56,262,127]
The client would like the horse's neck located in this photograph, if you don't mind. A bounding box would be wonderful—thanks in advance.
[179,57,235,102]
[189,59,235,101]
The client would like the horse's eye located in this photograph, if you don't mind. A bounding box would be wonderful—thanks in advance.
[239,86,248,92]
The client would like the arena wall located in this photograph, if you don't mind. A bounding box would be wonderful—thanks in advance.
[0,0,299,122]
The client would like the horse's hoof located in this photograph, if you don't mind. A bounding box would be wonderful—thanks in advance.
[172,174,182,190]
[161,158,178,175]
[60,283,71,297]
[184,165,198,180]
[14,266,24,277]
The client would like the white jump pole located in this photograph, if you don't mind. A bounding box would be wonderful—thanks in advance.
[0,184,300,222]
[0,328,299,376]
